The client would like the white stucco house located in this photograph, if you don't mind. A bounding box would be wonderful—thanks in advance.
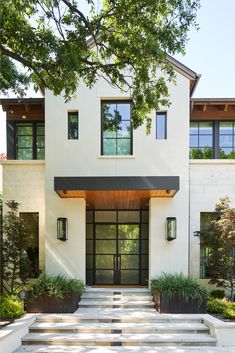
[0,57,235,286]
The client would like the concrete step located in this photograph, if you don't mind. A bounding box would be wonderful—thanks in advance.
[85,287,150,293]
[30,321,209,334]
[35,313,204,323]
[79,300,154,307]
[15,346,235,353]
[22,332,217,346]
[81,294,153,301]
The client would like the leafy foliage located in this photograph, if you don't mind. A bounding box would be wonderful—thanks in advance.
[28,274,85,300]
[197,197,235,300]
[224,306,235,319]
[0,0,200,130]
[0,295,25,319]
[190,147,213,159]
[150,273,208,304]
[209,289,226,299]
[1,201,28,294]
[207,297,235,319]
[207,298,229,314]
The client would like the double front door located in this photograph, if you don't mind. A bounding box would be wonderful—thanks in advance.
[86,210,149,285]
[95,223,140,284]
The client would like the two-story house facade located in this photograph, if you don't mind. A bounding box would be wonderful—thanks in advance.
[0,57,234,286]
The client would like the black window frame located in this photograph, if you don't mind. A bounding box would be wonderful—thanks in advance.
[101,100,133,156]
[190,121,214,159]
[68,111,79,140]
[218,121,235,158]
[19,212,39,279]
[156,112,167,140]
[190,120,235,159]
[13,121,45,160]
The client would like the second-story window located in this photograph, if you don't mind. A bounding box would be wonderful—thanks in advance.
[16,122,45,160]
[190,122,213,159]
[101,101,132,155]
[68,111,79,139]
[156,112,167,139]
[219,122,235,158]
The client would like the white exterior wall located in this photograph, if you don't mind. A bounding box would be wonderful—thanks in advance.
[45,71,191,282]
[0,160,45,270]
[190,160,235,278]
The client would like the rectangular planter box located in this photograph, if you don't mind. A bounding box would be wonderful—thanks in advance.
[152,291,206,314]
[25,292,81,313]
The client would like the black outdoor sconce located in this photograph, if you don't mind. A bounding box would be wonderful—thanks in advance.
[166,217,177,241]
[57,218,68,241]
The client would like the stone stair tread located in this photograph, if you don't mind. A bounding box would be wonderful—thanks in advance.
[30,321,209,332]
[82,295,153,300]
[36,312,204,322]
[79,300,154,305]
[15,345,234,353]
[85,288,150,292]
[23,332,216,343]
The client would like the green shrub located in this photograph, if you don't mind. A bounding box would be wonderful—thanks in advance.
[210,289,225,299]
[224,307,235,319]
[28,274,85,300]
[150,273,208,304]
[207,298,229,313]
[0,295,25,319]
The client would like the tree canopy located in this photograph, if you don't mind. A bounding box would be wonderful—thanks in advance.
[0,0,200,129]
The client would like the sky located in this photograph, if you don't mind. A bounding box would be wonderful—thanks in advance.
[0,0,235,153]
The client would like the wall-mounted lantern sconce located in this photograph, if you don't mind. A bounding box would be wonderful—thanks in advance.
[166,217,177,241]
[57,218,68,241]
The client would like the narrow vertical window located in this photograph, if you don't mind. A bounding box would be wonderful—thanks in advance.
[156,112,167,139]
[219,122,235,158]
[20,213,39,278]
[36,123,45,159]
[68,111,79,139]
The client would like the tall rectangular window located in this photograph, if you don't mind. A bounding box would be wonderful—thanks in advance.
[20,213,39,278]
[16,124,33,159]
[156,112,167,139]
[68,111,79,139]
[16,122,45,160]
[101,101,132,155]
[219,122,235,158]
[190,122,213,159]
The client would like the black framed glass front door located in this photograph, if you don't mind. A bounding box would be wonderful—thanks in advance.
[86,210,149,285]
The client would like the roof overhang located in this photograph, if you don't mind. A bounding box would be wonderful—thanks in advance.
[54,176,180,209]
[167,55,201,97]
[0,98,44,121]
[191,98,235,120]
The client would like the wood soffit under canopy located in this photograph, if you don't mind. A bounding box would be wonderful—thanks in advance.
[0,98,44,121]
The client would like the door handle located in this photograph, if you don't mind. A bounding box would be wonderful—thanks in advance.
[117,255,121,271]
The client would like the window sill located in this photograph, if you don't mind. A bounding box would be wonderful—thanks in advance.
[97,155,136,159]
[0,160,45,165]
[190,159,235,165]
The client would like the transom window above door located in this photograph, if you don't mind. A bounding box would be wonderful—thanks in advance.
[101,101,132,155]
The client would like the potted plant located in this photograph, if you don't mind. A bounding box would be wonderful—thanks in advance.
[25,274,85,313]
[150,273,208,313]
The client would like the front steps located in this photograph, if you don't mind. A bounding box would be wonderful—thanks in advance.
[15,287,217,352]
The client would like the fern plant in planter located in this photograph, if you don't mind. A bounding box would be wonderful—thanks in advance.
[25,274,85,313]
[150,273,208,313]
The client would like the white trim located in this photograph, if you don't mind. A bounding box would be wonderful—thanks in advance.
[0,314,36,353]
[0,160,45,166]
[97,155,136,159]
[190,159,235,165]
